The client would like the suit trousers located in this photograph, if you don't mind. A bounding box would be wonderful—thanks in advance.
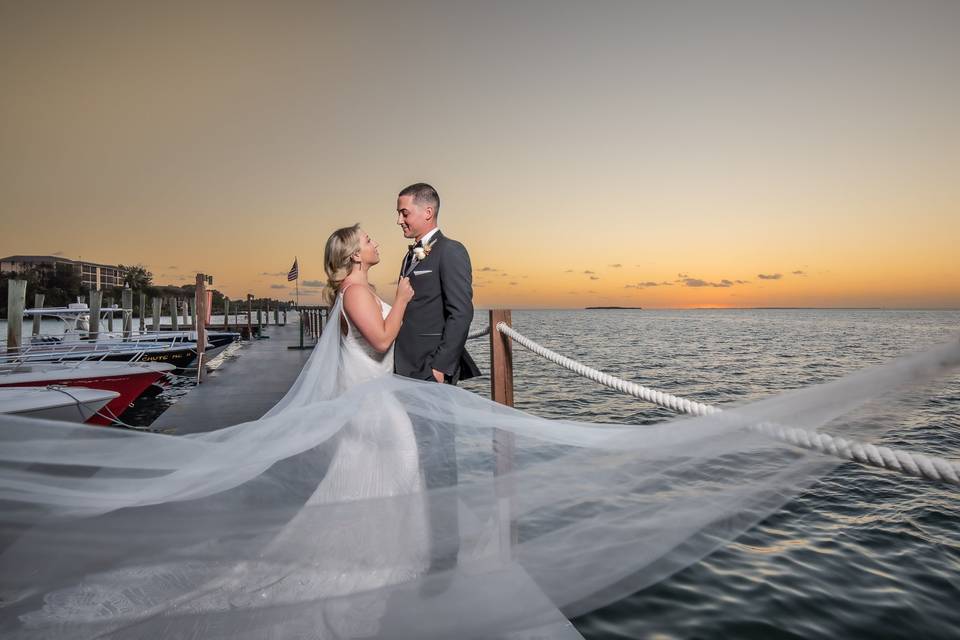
[412,378,460,573]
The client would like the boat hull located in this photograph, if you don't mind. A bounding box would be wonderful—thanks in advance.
[0,365,173,426]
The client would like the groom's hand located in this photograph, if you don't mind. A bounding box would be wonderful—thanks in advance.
[431,368,445,383]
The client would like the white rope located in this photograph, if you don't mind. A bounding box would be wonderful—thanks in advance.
[495,322,960,486]
[467,326,491,340]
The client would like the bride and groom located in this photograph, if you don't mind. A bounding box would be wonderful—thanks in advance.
[323,182,480,581]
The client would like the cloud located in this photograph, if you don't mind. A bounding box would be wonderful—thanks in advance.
[679,277,736,288]
[270,284,287,289]
[51,250,65,256]
[757,273,783,280]
[583,270,595,274]
[678,273,688,278]
[261,271,286,277]
[302,280,326,287]
[478,267,499,272]
[609,263,622,268]
[625,280,674,289]
[735,279,749,284]
[792,270,807,276]
[168,265,178,270]
[509,282,518,286]
[589,276,600,280]
[564,269,574,273]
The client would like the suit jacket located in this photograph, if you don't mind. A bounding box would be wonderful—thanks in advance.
[394,231,481,383]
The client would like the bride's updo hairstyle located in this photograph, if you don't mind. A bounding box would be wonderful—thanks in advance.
[324,223,361,305]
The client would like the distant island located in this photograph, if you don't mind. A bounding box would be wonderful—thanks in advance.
[584,306,642,310]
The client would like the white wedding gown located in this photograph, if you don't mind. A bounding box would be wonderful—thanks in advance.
[2,291,957,639]
[13,291,430,639]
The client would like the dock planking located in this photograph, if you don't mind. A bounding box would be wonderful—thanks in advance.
[152,318,313,435]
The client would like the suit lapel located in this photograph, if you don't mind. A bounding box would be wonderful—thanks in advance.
[401,231,443,278]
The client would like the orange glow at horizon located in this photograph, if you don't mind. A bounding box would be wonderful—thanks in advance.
[1,3,958,309]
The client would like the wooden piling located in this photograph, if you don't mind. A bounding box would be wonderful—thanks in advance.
[89,289,102,340]
[246,295,253,340]
[122,289,133,339]
[195,274,207,383]
[182,299,189,328]
[274,307,279,325]
[490,309,517,556]
[223,298,230,331]
[6,280,26,354]
[170,298,179,331]
[32,293,45,336]
[139,293,146,333]
[106,297,114,332]
[152,298,162,333]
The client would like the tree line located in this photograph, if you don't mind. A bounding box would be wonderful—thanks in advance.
[1,264,293,318]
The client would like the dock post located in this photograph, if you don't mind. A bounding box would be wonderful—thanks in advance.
[246,295,253,340]
[283,308,287,326]
[299,308,305,345]
[274,307,279,325]
[182,299,189,329]
[170,298,179,332]
[89,289,102,340]
[195,274,207,383]
[152,298,162,332]
[490,309,517,559]
[6,280,26,354]
[32,293,45,337]
[121,288,133,339]
[223,298,230,331]
[106,297,114,333]
[139,292,146,333]
[257,306,263,335]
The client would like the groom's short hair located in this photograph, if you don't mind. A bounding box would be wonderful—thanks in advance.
[399,183,440,218]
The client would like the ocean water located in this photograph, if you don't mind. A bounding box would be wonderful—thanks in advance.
[457,309,960,640]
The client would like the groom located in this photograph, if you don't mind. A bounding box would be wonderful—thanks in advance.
[394,182,480,572]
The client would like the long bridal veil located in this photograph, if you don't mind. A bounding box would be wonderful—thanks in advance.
[1,297,958,639]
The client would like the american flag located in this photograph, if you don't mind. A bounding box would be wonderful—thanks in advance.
[287,258,298,281]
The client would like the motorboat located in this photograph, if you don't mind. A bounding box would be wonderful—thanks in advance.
[16,304,237,369]
[0,386,120,423]
[0,361,175,425]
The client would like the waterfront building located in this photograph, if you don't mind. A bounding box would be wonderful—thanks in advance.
[0,255,124,290]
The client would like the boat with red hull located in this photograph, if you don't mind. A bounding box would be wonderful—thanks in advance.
[0,362,174,425]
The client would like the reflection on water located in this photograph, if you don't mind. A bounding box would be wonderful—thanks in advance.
[459,309,960,639]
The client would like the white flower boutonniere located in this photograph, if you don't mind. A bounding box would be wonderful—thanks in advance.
[412,237,436,262]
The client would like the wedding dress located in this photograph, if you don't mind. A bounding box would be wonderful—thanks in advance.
[1,292,957,638]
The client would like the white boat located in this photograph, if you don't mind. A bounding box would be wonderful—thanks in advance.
[0,361,175,425]
[0,386,120,423]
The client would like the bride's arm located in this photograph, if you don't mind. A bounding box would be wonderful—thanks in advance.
[342,279,413,353]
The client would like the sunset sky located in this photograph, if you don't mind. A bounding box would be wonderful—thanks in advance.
[1,1,957,308]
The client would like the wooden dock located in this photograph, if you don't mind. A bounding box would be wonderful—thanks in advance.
[152,319,313,435]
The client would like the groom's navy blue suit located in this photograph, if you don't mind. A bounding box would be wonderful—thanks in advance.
[395,230,480,572]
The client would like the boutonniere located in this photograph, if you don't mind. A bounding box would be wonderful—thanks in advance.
[412,237,437,261]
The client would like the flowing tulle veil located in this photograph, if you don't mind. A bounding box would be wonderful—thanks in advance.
[1,295,958,638]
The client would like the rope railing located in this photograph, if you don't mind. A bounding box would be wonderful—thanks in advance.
[491,322,960,486]
[467,326,491,340]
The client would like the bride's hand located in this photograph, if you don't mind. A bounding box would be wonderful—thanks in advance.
[397,277,414,304]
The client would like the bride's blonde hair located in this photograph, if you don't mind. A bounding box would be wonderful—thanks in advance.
[323,224,361,305]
